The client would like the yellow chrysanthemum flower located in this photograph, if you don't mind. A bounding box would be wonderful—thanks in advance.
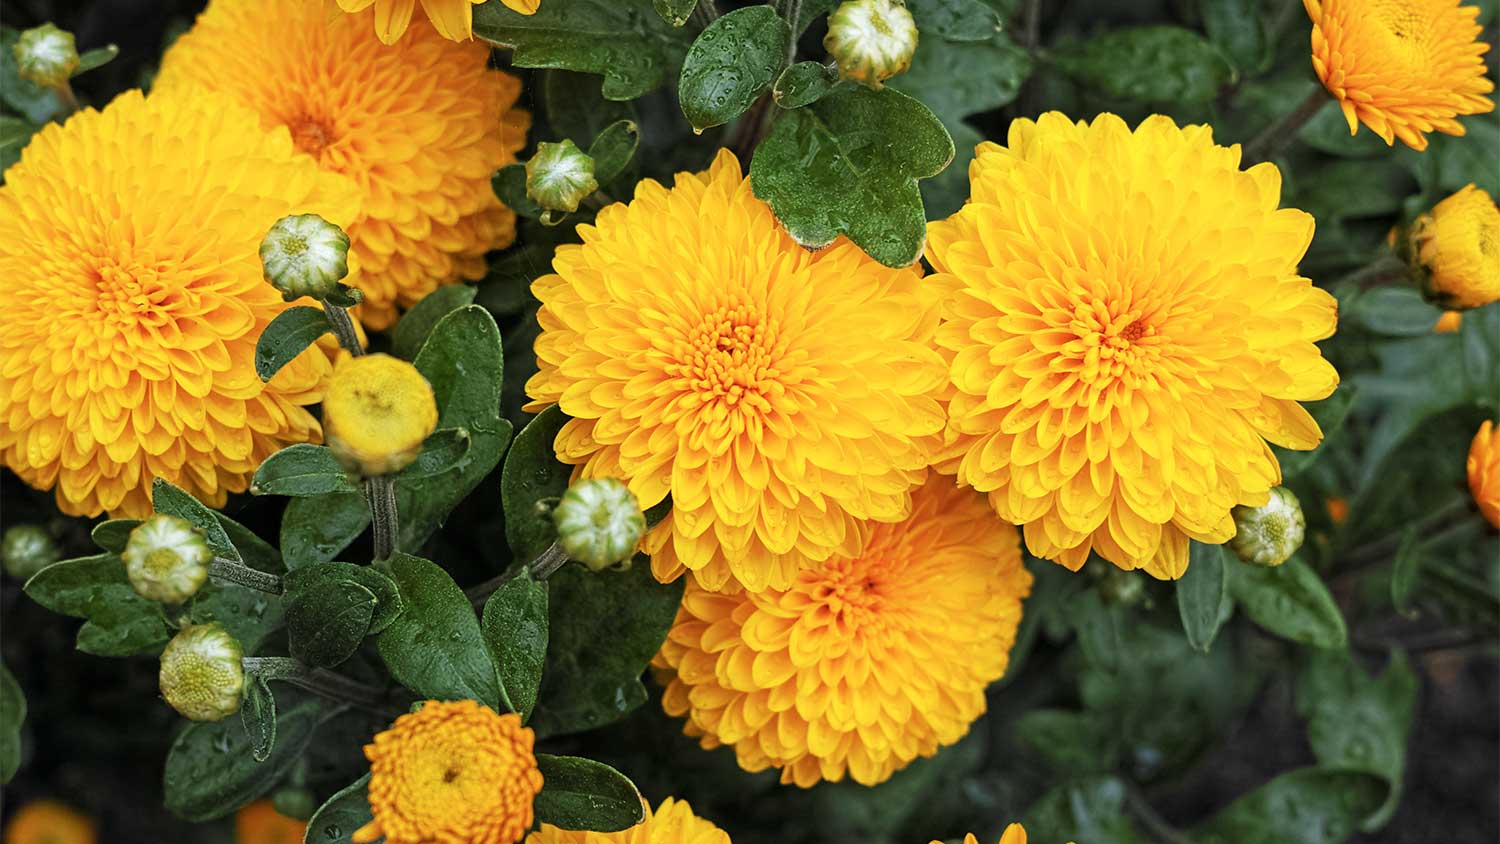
[355,700,544,844]
[652,477,1032,787]
[0,90,356,517]
[525,150,948,592]
[1304,0,1495,150]
[1409,185,1500,310]
[158,0,530,329]
[927,112,1339,579]
[332,0,540,45]
[3,800,95,844]
[1468,421,1500,529]
[932,825,1074,844]
[525,797,730,844]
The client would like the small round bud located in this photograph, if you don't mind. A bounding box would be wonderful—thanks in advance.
[1398,185,1500,311]
[824,0,918,89]
[552,478,645,571]
[323,353,438,477]
[1098,567,1145,606]
[2,525,61,581]
[272,787,319,821]
[259,213,351,302]
[13,24,79,89]
[122,514,212,603]
[159,623,245,722]
[1229,487,1306,567]
[525,140,599,215]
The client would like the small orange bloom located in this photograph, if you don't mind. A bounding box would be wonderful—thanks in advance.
[1326,496,1350,524]
[235,801,306,844]
[4,800,95,844]
[1468,421,1500,528]
[1434,311,1463,333]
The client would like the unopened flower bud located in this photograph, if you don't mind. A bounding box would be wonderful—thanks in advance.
[1229,487,1306,567]
[13,24,79,89]
[1098,567,1145,606]
[553,478,645,571]
[159,623,245,721]
[525,140,598,215]
[2,524,60,581]
[323,353,438,477]
[122,514,212,603]
[824,0,918,89]
[1397,185,1500,311]
[260,213,351,302]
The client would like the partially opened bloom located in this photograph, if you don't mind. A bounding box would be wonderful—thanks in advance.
[158,0,530,329]
[332,0,540,44]
[355,700,544,844]
[0,90,356,517]
[928,113,1339,578]
[1304,0,1495,150]
[526,150,947,592]
[653,477,1031,786]
[1406,185,1500,310]
[1468,421,1500,528]
[525,797,730,844]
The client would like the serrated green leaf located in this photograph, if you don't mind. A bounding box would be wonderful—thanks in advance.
[1054,25,1234,103]
[588,120,640,185]
[392,284,478,361]
[254,307,331,383]
[1178,541,1230,652]
[482,570,549,721]
[1230,557,1347,648]
[534,754,645,832]
[1194,768,1388,844]
[378,553,499,706]
[252,444,358,497]
[773,61,836,109]
[303,775,372,844]
[678,6,788,131]
[280,493,370,570]
[0,662,24,783]
[24,553,171,656]
[164,700,322,822]
[502,406,572,562]
[240,675,277,763]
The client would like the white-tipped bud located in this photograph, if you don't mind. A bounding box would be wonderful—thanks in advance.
[13,24,79,89]
[2,525,60,581]
[552,478,645,571]
[824,0,918,89]
[1229,487,1306,567]
[260,213,351,302]
[525,140,599,216]
[159,623,245,722]
[122,514,213,603]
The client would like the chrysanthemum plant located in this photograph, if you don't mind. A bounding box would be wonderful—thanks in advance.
[1,0,1497,842]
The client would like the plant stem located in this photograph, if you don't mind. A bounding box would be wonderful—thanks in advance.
[466,541,570,605]
[690,0,719,28]
[1243,85,1328,165]
[322,302,364,357]
[1022,0,1042,53]
[209,557,283,595]
[55,81,80,115]
[780,0,803,66]
[1339,496,1473,571]
[241,657,390,709]
[1337,252,1411,290]
[365,475,399,562]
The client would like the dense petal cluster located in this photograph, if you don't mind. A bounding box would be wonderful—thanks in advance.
[355,700,544,844]
[526,150,947,592]
[525,797,730,844]
[1304,0,1495,150]
[0,90,356,517]
[334,0,540,44]
[653,477,1032,786]
[158,0,530,329]
[1409,184,1500,310]
[1468,421,1500,528]
[927,112,1339,578]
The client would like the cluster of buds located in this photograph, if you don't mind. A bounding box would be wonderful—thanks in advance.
[552,478,646,571]
[824,0,918,89]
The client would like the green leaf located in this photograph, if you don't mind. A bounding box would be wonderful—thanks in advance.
[0,28,62,124]
[1178,541,1230,652]
[907,0,1003,41]
[1230,557,1348,648]
[1072,588,1124,669]
[91,519,142,553]
[1292,159,1414,224]
[542,70,639,149]
[153,479,241,562]
[1390,525,1424,616]
[1015,709,1114,774]
[285,576,377,668]
[0,662,24,783]
[163,700,323,822]
[75,44,120,75]
[378,553,500,706]
[1023,776,1137,844]
[750,83,954,267]
[1194,768,1389,844]
[531,561,683,736]
[254,307,331,383]
[280,493,370,570]
[1053,26,1235,103]
[501,405,572,562]
[588,120,640,185]
[392,284,478,361]
[1298,95,1391,158]
[481,570,549,721]
[24,554,171,656]
[285,562,403,635]
[678,6,789,132]
[240,675,277,763]
[494,164,544,219]
[1424,112,1500,197]
[214,511,284,575]
[252,445,358,497]
[474,0,692,101]
[654,0,700,26]
[534,754,645,832]
[0,115,41,176]
[395,428,472,483]
[1200,0,1272,75]
[192,581,287,655]
[1459,302,1500,409]
[304,775,372,844]
[773,61,836,109]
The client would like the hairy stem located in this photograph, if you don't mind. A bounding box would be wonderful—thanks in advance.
[466,541,570,606]
[365,475,399,563]
[690,0,719,28]
[208,557,283,595]
[322,302,364,357]
[241,657,390,709]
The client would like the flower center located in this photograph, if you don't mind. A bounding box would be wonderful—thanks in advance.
[804,556,895,633]
[289,115,335,157]
[1065,295,1163,388]
[1367,1,1440,68]
[92,256,174,324]
[678,302,783,411]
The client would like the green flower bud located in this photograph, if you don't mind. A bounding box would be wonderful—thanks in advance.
[552,478,645,571]
[525,140,599,216]
[122,514,212,603]
[824,0,918,89]
[159,623,245,722]
[1229,487,1306,567]
[1098,567,1145,606]
[259,213,351,302]
[2,524,60,581]
[13,24,79,89]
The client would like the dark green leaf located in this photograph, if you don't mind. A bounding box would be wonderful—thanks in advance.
[0,662,24,783]
[254,307,331,383]
[1459,302,1500,408]
[280,493,370,570]
[378,553,499,706]
[542,70,639,148]
[1053,26,1234,103]
[482,570,549,721]
[91,519,142,554]
[1200,0,1272,74]
[1390,526,1424,615]
[534,754,645,832]
[24,554,171,656]
[252,444,358,497]
[1023,775,1137,844]
[495,165,542,219]
[773,61,836,109]
[1230,557,1347,648]
[907,0,1002,41]
[285,577,376,668]
[0,115,41,175]
[0,28,62,123]
[588,120,640,185]
[153,479,241,562]
[1292,159,1415,223]
[240,676,277,763]
[214,511,284,575]
[303,775,372,844]
[285,562,403,635]
[791,0,841,35]
[654,0,699,26]
[1072,588,1124,669]
[750,83,954,267]
[75,44,120,74]
[1178,541,1230,652]
[192,581,286,655]
[1299,95,1391,158]
[395,428,472,483]
[392,284,478,361]
[1015,709,1114,774]
[1424,112,1500,196]
[1195,768,1388,844]
[501,405,572,562]
[323,283,364,309]
[163,700,322,822]
[678,6,789,132]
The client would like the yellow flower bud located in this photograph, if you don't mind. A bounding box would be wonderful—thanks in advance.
[1468,420,1500,529]
[259,213,351,302]
[824,0,918,89]
[1229,487,1306,567]
[159,623,245,722]
[323,354,438,477]
[525,139,599,216]
[552,478,645,570]
[2,524,60,581]
[13,24,79,89]
[1400,184,1500,311]
[122,514,212,603]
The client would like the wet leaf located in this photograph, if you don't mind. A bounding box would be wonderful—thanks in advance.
[678,6,789,131]
[534,754,645,831]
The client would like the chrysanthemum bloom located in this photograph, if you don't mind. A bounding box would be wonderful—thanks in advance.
[235,801,307,844]
[927,112,1340,578]
[157,0,530,330]
[525,150,947,592]
[525,797,730,844]
[3,800,96,844]
[0,90,357,517]
[933,826,1073,844]
[332,0,540,45]
[1468,421,1500,528]
[1406,185,1500,310]
[1304,0,1495,150]
[653,477,1032,786]
[322,354,438,477]
[354,700,544,844]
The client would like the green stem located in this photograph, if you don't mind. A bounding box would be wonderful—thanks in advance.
[241,657,389,709]
[55,81,80,116]
[1339,496,1473,571]
[208,557,282,595]
[1337,252,1412,290]
[1243,85,1328,165]
[321,302,364,357]
[365,475,399,563]
[466,541,570,605]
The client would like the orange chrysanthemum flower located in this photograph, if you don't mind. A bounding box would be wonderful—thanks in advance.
[927,113,1340,579]
[332,0,540,45]
[933,826,1074,844]
[1304,0,1495,150]
[526,797,730,844]
[525,150,948,592]
[1409,185,1500,310]
[1468,421,1500,528]
[354,700,544,844]
[3,800,95,844]
[158,0,530,329]
[652,477,1032,786]
[235,801,307,844]
[0,90,356,517]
